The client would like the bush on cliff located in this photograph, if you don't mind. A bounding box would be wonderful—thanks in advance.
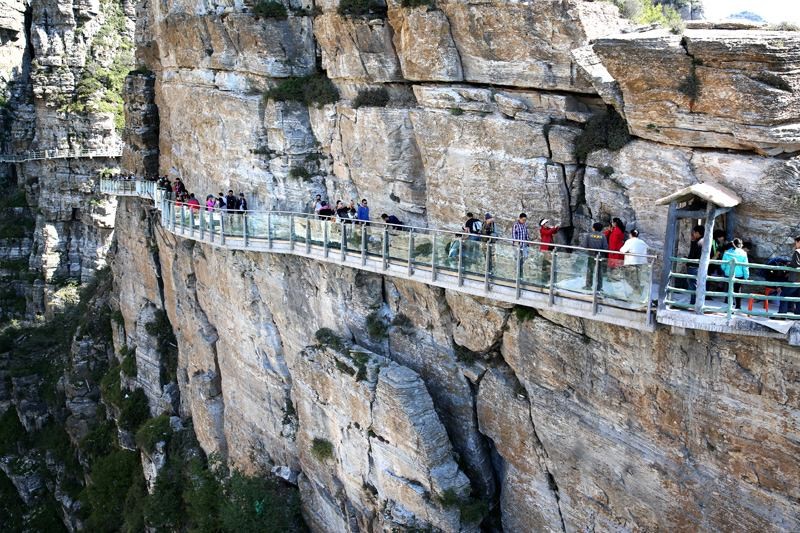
[252,0,288,19]
[604,0,685,34]
[574,107,631,162]
[352,87,390,109]
[135,414,172,454]
[401,0,434,7]
[264,73,339,108]
[337,0,386,18]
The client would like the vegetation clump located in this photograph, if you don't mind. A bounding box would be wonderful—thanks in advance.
[352,87,390,109]
[315,327,346,353]
[366,311,388,340]
[337,0,386,18]
[264,74,339,107]
[604,0,685,33]
[436,488,489,524]
[311,437,334,460]
[120,345,137,377]
[135,414,172,454]
[252,0,288,19]
[574,108,631,162]
[289,166,312,181]
[401,0,434,7]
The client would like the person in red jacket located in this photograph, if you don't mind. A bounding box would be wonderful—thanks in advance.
[538,218,560,251]
[607,217,626,268]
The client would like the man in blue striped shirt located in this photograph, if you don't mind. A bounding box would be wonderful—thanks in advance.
[513,213,529,261]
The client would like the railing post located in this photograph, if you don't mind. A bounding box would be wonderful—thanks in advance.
[306,219,311,254]
[199,208,205,241]
[323,221,329,258]
[515,246,522,299]
[726,258,736,321]
[407,230,414,277]
[340,222,346,262]
[645,259,656,326]
[243,213,249,248]
[209,210,215,243]
[548,250,558,306]
[382,227,389,270]
[361,224,367,266]
[289,215,295,251]
[484,242,490,292]
[220,211,226,245]
[180,205,186,235]
[267,213,273,249]
[592,253,601,315]
[431,233,437,282]
[457,239,464,287]
[189,208,195,238]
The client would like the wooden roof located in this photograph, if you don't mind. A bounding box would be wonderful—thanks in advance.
[655,182,741,208]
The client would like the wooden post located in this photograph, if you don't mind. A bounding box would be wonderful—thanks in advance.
[658,202,679,311]
[694,202,716,314]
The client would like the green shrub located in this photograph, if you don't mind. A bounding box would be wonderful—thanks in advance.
[252,0,288,19]
[111,309,124,325]
[366,311,388,340]
[311,437,333,461]
[184,458,223,533]
[513,305,537,322]
[337,0,385,18]
[118,388,150,431]
[604,0,684,33]
[598,166,615,177]
[0,408,26,455]
[135,414,172,454]
[449,107,464,116]
[314,328,346,353]
[767,21,800,31]
[82,449,143,531]
[391,313,414,330]
[219,469,304,531]
[79,421,116,463]
[288,167,311,181]
[436,488,488,524]
[352,87,390,109]
[145,309,178,385]
[100,364,123,408]
[122,474,148,533]
[264,74,339,107]
[401,0,433,7]
[574,108,631,162]
[120,346,137,378]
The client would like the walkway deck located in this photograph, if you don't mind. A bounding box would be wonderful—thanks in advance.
[0,147,123,163]
[100,179,658,332]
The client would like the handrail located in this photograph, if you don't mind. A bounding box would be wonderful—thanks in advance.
[100,178,659,331]
[0,146,123,163]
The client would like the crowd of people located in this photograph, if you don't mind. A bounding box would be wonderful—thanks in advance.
[157,176,249,214]
[685,225,800,316]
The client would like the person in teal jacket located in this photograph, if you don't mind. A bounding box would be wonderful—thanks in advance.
[720,238,750,309]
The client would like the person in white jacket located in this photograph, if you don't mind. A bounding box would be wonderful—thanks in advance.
[619,229,649,294]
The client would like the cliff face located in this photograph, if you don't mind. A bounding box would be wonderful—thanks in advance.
[109,0,800,531]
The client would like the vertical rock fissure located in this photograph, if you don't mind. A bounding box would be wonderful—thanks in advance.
[526,399,567,533]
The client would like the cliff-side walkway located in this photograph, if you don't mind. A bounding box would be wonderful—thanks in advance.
[101,179,659,332]
[0,147,123,163]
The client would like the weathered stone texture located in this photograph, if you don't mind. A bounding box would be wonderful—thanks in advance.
[590,30,800,154]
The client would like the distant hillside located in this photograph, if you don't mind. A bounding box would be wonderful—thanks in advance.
[726,10,766,23]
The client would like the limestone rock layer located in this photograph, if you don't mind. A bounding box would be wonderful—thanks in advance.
[107,0,800,531]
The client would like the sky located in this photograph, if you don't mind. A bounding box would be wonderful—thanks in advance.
[702,0,800,24]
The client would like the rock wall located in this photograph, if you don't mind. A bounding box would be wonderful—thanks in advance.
[111,0,800,530]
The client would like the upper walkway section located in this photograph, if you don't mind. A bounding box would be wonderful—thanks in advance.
[100,179,658,332]
[0,146,123,163]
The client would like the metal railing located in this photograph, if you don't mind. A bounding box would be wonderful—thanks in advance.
[665,257,800,320]
[0,147,123,163]
[100,179,659,331]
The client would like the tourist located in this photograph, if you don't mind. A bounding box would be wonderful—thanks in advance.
[512,213,529,259]
[538,219,560,252]
[686,225,705,304]
[482,213,497,272]
[582,222,609,291]
[607,217,626,268]
[225,190,237,211]
[357,198,369,223]
[186,193,201,212]
[720,238,750,310]
[347,200,357,221]
[205,195,216,211]
[335,200,349,221]
[380,213,403,229]
[463,212,482,241]
[238,193,248,212]
[313,194,324,214]
[318,201,335,219]
[216,192,226,210]
[173,177,186,195]
[619,229,648,293]
[778,235,800,316]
